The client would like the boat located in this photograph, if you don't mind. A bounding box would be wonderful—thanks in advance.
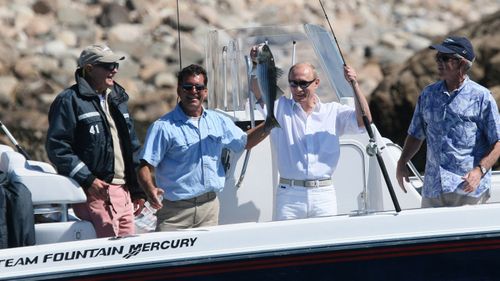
[0,24,499,281]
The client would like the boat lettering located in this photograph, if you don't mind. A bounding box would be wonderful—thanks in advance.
[1,237,199,267]
[123,237,198,259]
[43,246,124,263]
[0,256,38,267]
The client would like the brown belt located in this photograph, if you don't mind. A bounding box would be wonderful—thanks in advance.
[181,192,217,203]
[279,177,333,188]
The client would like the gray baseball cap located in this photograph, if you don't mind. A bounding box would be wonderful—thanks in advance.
[77,44,125,67]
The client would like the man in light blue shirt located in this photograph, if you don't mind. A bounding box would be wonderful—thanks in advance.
[138,64,272,231]
[397,36,500,207]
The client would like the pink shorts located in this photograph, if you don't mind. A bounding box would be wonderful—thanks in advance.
[73,184,134,238]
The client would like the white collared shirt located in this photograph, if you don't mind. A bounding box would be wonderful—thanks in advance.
[268,96,363,180]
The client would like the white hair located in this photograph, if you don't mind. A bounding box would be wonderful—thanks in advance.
[454,53,473,71]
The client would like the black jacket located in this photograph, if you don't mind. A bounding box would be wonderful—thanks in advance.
[46,71,146,200]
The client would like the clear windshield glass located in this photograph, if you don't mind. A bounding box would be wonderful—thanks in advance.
[205,24,354,120]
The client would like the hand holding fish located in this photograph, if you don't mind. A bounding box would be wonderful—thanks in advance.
[250,43,265,65]
[250,45,258,64]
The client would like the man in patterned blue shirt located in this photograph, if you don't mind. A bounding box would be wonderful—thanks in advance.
[396,36,500,208]
[137,64,272,230]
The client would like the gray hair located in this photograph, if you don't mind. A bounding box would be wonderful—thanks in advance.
[454,53,473,71]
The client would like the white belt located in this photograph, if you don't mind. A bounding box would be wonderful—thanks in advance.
[279,177,333,188]
[111,178,126,185]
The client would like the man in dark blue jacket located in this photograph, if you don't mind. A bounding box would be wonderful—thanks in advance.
[46,44,146,237]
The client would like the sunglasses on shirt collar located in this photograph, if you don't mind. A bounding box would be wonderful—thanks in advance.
[181,84,206,91]
[94,62,120,71]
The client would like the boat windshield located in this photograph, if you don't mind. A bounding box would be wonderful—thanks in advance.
[205,24,353,119]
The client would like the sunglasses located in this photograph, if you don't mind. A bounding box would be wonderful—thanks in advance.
[94,62,119,71]
[435,53,459,63]
[289,79,316,89]
[181,84,206,91]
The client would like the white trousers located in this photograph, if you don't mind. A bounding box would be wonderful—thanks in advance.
[274,183,337,220]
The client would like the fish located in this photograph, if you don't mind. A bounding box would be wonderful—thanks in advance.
[254,44,284,131]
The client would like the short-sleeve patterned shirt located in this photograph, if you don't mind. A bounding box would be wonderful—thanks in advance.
[408,76,500,198]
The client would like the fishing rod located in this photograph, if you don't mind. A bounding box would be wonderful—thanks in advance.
[222,46,228,110]
[291,41,297,98]
[318,0,401,213]
[235,55,257,189]
[228,40,240,118]
[176,0,182,70]
[0,121,31,160]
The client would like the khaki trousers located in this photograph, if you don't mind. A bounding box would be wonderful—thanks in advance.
[421,191,490,208]
[156,192,219,231]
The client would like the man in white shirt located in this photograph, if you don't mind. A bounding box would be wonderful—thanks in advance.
[250,55,372,220]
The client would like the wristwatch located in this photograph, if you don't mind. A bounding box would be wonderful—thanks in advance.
[478,164,488,176]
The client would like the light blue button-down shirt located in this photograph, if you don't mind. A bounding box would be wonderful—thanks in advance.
[139,105,247,200]
[408,77,500,198]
